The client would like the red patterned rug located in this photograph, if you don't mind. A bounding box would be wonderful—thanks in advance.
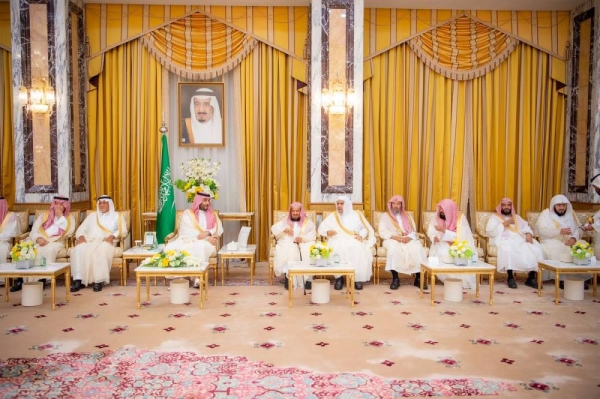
[0,347,517,397]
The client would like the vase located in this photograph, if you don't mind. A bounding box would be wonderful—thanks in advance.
[315,258,328,267]
[15,259,32,269]
[453,257,468,266]
[573,257,590,266]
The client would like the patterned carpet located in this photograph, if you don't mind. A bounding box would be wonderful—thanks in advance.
[0,264,599,398]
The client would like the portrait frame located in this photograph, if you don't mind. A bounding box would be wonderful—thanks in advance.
[178,82,225,147]
[143,231,157,249]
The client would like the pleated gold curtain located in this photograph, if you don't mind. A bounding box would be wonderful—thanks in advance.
[364,42,565,228]
[239,43,308,259]
[0,48,14,204]
[88,40,162,241]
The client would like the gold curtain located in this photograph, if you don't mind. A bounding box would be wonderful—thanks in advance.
[240,43,308,260]
[0,48,14,205]
[88,40,162,241]
[364,42,565,228]
[140,12,257,80]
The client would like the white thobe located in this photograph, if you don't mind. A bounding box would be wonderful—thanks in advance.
[379,212,424,275]
[70,212,128,285]
[0,213,19,284]
[590,211,600,257]
[427,214,477,289]
[317,212,376,282]
[536,209,590,281]
[28,213,76,262]
[271,218,317,287]
[165,209,223,261]
[486,214,543,273]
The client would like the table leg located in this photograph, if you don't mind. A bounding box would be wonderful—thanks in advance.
[288,272,293,307]
[65,269,71,302]
[136,275,141,308]
[350,274,355,307]
[594,273,597,297]
[537,267,542,297]
[554,272,560,305]
[122,260,127,286]
[476,274,480,298]
[4,282,8,302]
[221,258,225,286]
[250,257,254,286]
[489,273,494,305]
[146,277,150,301]
[430,273,435,306]
[51,277,56,310]
[420,268,424,298]
[204,271,209,301]
[198,275,203,309]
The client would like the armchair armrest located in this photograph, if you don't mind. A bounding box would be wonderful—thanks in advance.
[164,232,176,243]
[417,233,428,248]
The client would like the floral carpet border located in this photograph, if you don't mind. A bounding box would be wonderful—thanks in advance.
[0,347,517,397]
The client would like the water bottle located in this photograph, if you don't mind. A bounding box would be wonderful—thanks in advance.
[333,253,340,264]
[471,253,477,264]
[41,256,46,267]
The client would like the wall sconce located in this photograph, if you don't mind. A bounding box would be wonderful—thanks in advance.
[18,78,55,114]
[321,79,354,115]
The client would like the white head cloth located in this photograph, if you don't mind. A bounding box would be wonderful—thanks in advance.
[549,194,576,228]
[189,88,223,144]
[97,196,119,231]
[336,195,362,231]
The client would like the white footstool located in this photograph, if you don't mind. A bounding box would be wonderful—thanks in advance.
[170,278,190,304]
[22,282,43,306]
[311,279,330,304]
[564,278,584,301]
[444,278,463,302]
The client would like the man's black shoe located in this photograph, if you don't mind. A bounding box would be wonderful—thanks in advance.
[507,277,517,289]
[10,279,23,292]
[93,283,103,292]
[559,281,565,290]
[70,280,83,292]
[305,281,312,290]
[414,277,428,290]
[524,278,537,288]
[390,279,400,290]
[284,276,289,290]
[354,282,363,290]
[334,277,344,290]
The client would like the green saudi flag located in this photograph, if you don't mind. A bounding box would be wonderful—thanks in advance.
[156,134,176,244]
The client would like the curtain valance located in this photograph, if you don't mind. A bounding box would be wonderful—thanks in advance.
[140,12,257,79]
[408,16,518,81]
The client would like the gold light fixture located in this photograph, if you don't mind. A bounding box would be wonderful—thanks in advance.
[18,78,55,114]
[321,79,354,115]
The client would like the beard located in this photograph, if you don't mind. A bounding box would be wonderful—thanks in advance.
[501,209,511,216]
[554,209,566,217]
[439,213,446,220]
[291,217,301,222]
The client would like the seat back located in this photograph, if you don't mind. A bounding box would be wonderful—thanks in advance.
[33,209,81,238]
[272,210,317,226]
[526,211,541,237]
[322,209,367,221]
[172,209,220,236]
[13,211,30,236]
[474,211,496,238]
[421,211,436,236]
[371,210,417,232]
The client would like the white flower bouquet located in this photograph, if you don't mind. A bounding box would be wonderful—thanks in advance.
[570,241,593,261]
[11,241,37,262]
[448,240,474,259]
[140,249,204,268]
[174,158,221,202]
[309,242,333,259]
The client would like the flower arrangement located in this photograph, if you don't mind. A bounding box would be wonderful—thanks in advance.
[140,249,204,268]
[309,242,333,259]
[11,241,37,262]
[448,240,474,259]
[570,241,593,260]
[174,158,221,202]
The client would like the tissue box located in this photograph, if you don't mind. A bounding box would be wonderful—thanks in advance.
[227,242,238,251]
[559,253,573,263]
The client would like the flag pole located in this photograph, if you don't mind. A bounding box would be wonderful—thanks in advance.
[156,121,176,244]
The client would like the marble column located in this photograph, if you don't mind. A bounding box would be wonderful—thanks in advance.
[309,0,364,204]
[10,0,88,204]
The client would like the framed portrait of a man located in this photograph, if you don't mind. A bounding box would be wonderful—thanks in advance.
[178,82,225,147]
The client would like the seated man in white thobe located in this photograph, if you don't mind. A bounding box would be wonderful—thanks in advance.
[583,177,600,258]
[486,198,544,289]
[165,192,223,287]
[317,195,375,290]
[379,195,426,290]
[271,202,316,290]
[70,196,128,292]
[11,196,76,292]
[536,194,591,289]
[427,199,476,289]
[0,196,20,286]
